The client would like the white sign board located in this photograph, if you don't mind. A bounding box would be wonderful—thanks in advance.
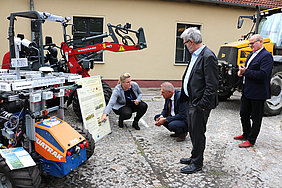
[11,58,28,67]
[76,76,111,142]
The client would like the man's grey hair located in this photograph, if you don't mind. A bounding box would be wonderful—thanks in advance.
[161,82,175,91]
[180,27,202,44]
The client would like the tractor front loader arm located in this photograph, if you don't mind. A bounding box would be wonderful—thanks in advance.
[61,22,147,77]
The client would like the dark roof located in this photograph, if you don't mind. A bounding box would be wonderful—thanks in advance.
[215,0,282,8]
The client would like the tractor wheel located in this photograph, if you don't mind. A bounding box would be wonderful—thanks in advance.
[72,93,82,121]
[101,80,112,105]
[73,125,95,159]
[72,80,112,121]
[0,155,41,188]
[264,65,282,116]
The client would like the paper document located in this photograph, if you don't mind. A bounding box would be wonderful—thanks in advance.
[0,147,36,170]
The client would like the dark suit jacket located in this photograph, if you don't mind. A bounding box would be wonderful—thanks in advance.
[154,90,187,123]
[180,46,219,110]
[243,48,273,100]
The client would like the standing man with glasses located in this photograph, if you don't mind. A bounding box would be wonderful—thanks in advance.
[234,34,274,147]
[179,27,218,174]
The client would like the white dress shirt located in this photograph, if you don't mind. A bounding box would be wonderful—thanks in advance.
[183,45,205,96]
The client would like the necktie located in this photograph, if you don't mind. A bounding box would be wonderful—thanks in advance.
[168,99,172,116]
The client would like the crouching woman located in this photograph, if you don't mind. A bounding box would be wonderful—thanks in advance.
[99,73,148,130]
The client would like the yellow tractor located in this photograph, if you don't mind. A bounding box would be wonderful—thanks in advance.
[218,7,282,115]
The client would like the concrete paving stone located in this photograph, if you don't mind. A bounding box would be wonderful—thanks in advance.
[41,89,282,188]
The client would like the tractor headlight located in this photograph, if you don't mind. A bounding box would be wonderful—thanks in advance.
[228,64,233,75]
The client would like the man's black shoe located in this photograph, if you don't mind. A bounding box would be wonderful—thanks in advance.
[132,121,140,130]
[170,133,179,137]
[180,163,202,174]
[180,158,192,165]
[118,121,124,128]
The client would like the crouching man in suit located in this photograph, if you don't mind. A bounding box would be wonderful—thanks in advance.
[154,82,188,142]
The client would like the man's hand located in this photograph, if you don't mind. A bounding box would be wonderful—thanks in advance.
[156,115,163,121]
[155,117,166,126]
[238,65,246,77]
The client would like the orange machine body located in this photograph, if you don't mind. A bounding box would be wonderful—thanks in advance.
[35,116,85,162]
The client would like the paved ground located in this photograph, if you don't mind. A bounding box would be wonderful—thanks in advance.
[42,89,282,188]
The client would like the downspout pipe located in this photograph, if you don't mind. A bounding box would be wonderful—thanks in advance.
[30,0,34,10]
[30,0,34,41]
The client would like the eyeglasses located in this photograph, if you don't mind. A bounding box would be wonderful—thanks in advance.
[249,40,260,46]
[183,40,191,45]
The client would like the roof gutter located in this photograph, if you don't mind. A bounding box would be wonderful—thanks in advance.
[190,0,274,9]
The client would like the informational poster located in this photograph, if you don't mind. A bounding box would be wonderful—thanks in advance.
[76,76,111,142]
[0,147,36,170]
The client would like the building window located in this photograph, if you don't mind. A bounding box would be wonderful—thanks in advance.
[175,23,201,64]
[73,16,104,62]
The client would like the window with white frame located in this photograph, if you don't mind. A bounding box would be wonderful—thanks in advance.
[73,16,104,62]
[175,23,201,64]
